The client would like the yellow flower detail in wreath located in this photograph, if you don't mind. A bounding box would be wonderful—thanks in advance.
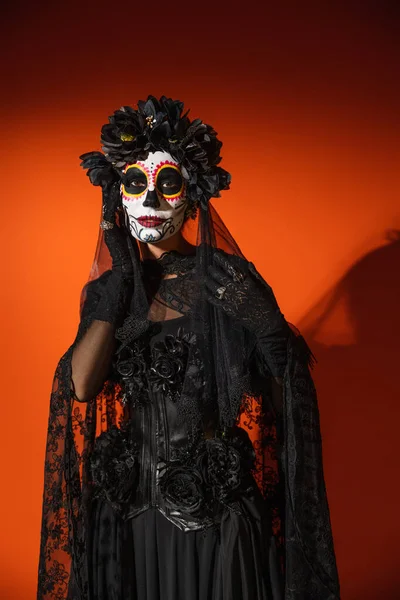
[120,132,135,142]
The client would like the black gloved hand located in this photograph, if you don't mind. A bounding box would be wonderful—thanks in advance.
[205,250,291,378]
[80,152,135,327]
[205,251,286,335]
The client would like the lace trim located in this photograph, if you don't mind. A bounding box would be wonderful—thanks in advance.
[142,250,196,276]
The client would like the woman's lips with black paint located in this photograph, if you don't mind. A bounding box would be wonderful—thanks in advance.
[137,216,166,228]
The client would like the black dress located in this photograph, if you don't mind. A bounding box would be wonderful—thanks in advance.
[88,315,284,600]
[37,251,340,600]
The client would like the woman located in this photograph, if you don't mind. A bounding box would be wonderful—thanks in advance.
[37,95,340,600]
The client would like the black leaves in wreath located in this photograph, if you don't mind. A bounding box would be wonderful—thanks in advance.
[79,151,120,188]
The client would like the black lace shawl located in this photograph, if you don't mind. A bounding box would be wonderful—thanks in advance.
[37,206,340,600]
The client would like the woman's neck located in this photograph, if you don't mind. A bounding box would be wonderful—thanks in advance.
[139,231,195,260]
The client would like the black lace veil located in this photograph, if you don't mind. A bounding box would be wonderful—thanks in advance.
[37,101,340,600]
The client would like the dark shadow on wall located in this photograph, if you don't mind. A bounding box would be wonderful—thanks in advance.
[297,229,400,600]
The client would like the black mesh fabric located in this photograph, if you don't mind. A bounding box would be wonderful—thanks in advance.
[37,200,340,599]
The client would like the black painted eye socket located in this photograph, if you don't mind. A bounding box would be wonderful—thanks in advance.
[156,167,183,196]
[122,168,148,194]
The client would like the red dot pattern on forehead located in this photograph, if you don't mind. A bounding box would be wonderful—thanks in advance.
[136,159,180,186]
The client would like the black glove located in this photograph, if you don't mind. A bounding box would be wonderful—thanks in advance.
[80,152,135,327]
[205,251,291,378]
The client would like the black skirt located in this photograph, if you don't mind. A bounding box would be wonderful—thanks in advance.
[88,496,284,600]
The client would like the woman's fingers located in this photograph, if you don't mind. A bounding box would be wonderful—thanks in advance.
[213,251,232,273]
[102,181,121,223]
[204,274,224,296]
[207,264,230,287]
[214,251,246,283]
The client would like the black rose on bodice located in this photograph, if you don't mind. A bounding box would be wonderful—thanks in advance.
[114,327,198,406]
[151,353,184,390]
[159,428,257,518]
[114,343,148,407]
[159,465,204,516]
[149,328,191,398]
[163,333,187,357]
[90,424,139,513]
[198,438,242,501]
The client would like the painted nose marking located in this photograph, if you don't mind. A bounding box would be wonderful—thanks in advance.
[143,189,160,208]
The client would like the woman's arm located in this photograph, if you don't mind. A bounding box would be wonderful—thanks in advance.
[68,261,135,401]
[68,167,138,401]
[71,319,117,402]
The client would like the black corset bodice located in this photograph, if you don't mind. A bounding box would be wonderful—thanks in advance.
[89,314,261,532]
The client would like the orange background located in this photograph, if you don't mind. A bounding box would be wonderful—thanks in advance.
[1,1,399,598]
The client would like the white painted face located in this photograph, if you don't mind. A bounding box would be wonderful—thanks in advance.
[120,150,187,243]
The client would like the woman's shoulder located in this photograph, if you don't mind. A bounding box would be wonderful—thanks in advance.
[82,270,113,292]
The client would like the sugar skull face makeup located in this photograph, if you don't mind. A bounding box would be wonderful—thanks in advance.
[120,151,187,243]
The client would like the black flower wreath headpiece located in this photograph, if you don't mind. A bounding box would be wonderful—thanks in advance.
[80,95,231,210]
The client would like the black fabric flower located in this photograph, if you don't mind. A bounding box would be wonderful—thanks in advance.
[198,438,242,501]
[113,327,201,407]
[159,465,204,515]
[101,106,150,168]
[197,428,256,502]
[114,343,148,407]
[159,428,256,519]
[115,344,147,380]
[151,354,183,390]
[149,329,191,398]
[80,95,231,208]
[90,424,139,513]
